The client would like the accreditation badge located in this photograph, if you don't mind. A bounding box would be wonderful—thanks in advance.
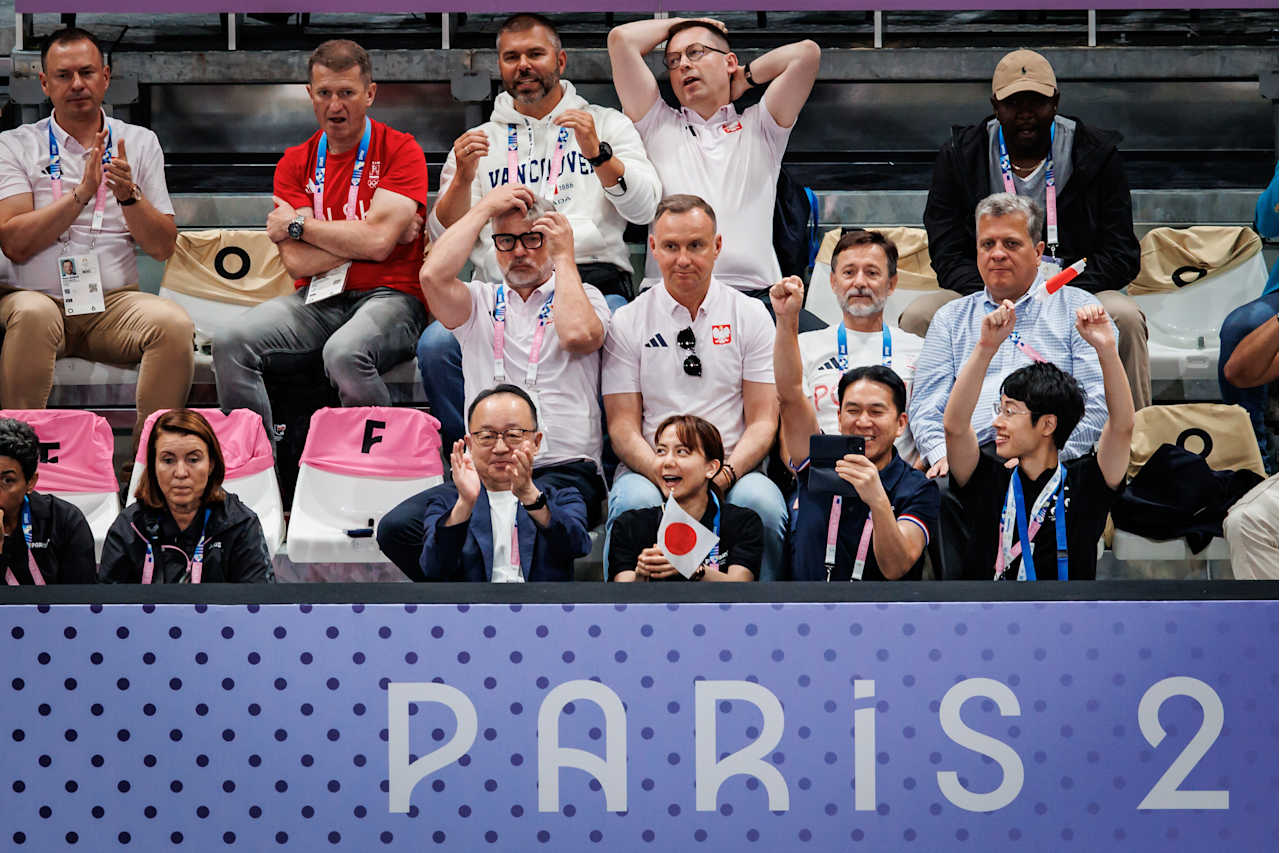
[305,261,351,304]
[58,253,105,316]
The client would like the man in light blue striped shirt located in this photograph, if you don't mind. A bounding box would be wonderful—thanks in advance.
[909,193,1115,479]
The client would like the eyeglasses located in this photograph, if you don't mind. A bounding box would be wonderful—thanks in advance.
[491,231,544,252]
[991,402,1032,419]
[470,427,536,447]
[662,43,729,70]
[677,326,701,378]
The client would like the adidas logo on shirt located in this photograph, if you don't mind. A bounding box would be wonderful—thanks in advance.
[817,357,843,372]
[644,333,669,348]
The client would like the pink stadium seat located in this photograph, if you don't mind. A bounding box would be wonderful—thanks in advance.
[288,407,443,564]
[0,409,119,559]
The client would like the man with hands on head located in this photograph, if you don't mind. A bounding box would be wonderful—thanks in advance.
[608,15,821,313]
[376,183,611,577]
[214,39,429,440]
[773,276,937,581]
[0,27,191,446]
[602,194,788,580]
[417,385,590,583]
[943,301,1133,580]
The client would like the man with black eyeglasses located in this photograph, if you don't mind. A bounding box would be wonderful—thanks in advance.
[608,16,820,309]
[375,184,610,576]
[602,194,789,580]
[415,384,591,582]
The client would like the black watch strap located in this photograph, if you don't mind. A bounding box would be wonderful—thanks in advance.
[586,141,613,167]
[521,492,548,512]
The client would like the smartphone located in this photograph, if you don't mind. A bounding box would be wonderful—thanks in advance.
[809,434,866,465]
[846,435,866,456]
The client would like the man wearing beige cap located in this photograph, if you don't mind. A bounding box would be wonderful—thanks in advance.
[911,48,1149,410]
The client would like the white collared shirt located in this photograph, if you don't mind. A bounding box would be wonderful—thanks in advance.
[451,272,611,471]
[634,99,791,292]
[0,113,174,297]
[602,276,775,455]
[798,321,925,463]
[487,489,523,583]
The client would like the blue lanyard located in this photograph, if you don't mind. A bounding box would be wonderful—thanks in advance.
[996,122,1058,256]
[4,497,46,586]
[1009,467,1068,581]
[48,119,112,184]
[704,491,722,570]
[836,324,893,371]
[314,117,371,219]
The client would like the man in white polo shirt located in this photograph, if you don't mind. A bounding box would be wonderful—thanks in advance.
[377,183,610,575]
[0,27,192,444]
[608,17,821,324]
[785,228,925,463]
[603,194,788,580]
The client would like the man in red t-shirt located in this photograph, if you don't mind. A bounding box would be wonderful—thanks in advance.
[213,39,429,438]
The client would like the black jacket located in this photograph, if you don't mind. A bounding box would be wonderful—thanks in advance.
[99,492,274,584]
[923,115,1141,296]
[0,492,96,584]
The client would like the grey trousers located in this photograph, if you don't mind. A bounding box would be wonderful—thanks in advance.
[213,285,427,432]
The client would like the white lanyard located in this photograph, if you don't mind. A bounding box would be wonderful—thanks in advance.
[492,284,554,386]
[48,116,112,242]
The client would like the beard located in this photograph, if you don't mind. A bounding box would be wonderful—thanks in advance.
[502,259,552,289]
[841,288,887,318]
[506,69,559,105]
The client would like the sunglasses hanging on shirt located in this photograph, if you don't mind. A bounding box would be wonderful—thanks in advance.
[677,327,702,377]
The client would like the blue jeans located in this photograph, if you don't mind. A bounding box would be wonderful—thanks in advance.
[1218,291,1279,473]
[604,471,789,581]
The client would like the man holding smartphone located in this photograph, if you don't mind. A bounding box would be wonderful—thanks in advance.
[773,275,938,581]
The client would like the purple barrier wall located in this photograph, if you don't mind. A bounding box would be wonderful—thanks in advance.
[2,599,1276,850]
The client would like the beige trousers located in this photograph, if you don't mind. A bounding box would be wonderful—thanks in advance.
[1224,474,1279,580]
[897,288,1153,410]
[0,286,195,442]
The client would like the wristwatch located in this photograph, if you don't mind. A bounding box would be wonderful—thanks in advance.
[743,62,758,88]
[586,141,613,168]
[117,184,142,207]
[521,491,548,512]
[287,214,306,241]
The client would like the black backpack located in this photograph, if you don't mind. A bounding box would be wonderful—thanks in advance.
[773,167,821,280]
[1112,442,1263,553]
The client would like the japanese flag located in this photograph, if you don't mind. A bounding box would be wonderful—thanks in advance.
[657,495,719,578]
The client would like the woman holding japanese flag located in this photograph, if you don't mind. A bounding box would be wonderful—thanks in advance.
[609,414,761,582]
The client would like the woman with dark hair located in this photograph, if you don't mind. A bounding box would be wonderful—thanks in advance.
[609,414,761,582]
[100,410,273,583]
[0,417,96,584]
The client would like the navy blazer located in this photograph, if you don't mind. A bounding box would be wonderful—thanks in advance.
[417,483,590,582]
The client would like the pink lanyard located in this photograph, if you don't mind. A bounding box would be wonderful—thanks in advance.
[140,509,211,584]
[997,123,1059,257]
[1008,331,1049,364]
[492,285,554,386]
[48,117,111,240]
[823,496,875,582]
[511,523,522,576]
[4,498,46,586]
[504,122,570,197]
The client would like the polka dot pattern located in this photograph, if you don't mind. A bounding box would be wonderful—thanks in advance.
[0,601,1274,849]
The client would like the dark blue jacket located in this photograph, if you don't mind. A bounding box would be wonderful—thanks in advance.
[418,484,589,582]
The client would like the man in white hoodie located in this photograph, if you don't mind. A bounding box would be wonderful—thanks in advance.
[421,13,661,447]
